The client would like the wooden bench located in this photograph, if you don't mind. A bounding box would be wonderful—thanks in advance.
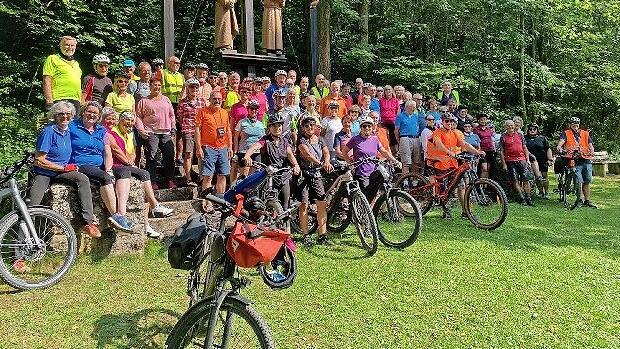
[592,151,620,176]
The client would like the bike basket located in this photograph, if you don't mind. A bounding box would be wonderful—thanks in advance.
[226,221,290,268]
[168,214,209,270]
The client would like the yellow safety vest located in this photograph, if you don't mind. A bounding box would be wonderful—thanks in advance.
[161,69,184,104]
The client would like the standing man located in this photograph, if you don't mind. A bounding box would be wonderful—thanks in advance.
[161,56,185,164]
[195,63,212,101]
[350,78,364,104]
[319,81,347,117]
[311,74,330,100]
[437,80,460,106]
[265,70,287,111]
[43,36,82,114]
[123,59,139,95]
[473,113,496,179]
[499,119,534,206]
[82,54,113,105]
[395,100,426,176]
[556,117,596,209]
[195,91,232,209]
[134,62,152,104]
[177,78,207,187]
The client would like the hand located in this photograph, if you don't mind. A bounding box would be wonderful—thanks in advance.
[392,160,402,169]
[502,163,508,171]
[227,148,233,160]
[139,131,150,140]
[556,146,562,154]
[196,147,204,160]
[322,161,333,173]
[292,164,301,175]
[244,156,253,168]
[63,163,78,172]
[170,129,176,137]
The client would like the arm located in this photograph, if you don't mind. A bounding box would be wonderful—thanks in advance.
[108,134,132,166]
[298,143,322,166]
[321,144,333,172]
[378,144,398,163]
[34,151,66,172]
[195,124,203,159]
[338,144,353,162]
[103,144,113,172]
[43,76,53,106]
[556,138,566,153]
[285,147,301,175]
[499,139,507,170]
[433,135,454,157]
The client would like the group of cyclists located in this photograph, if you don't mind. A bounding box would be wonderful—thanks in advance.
[36,36,598,255]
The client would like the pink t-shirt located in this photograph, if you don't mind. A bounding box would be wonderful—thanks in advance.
[500,132,526,161]
[230,102,248,130]
[474,125,495,152]
[250,92,267,121]
[135,95,176,133]
[379,97,400,124]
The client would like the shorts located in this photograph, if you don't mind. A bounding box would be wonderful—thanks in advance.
[297,170,326,203]
[236,152,260,166]
[534,155,549,173]
[399,137,421,166]
[202,146,231,177]
[574,161,593,184]
[112,166,150,182]
[182,133,195,153]
[506,160,528,181]
[481,150,496,164]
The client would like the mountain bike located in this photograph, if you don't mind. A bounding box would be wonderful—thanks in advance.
[290,158,380,255]
[554,150,580,209]
[369,159,422,249]
[396,153,508,230]
[0,152,77,290]
[167,191,298,349]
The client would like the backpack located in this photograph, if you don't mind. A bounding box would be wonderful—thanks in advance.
[168,213,210,270]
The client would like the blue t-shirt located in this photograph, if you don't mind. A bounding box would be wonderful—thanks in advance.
[346,135,380,177]
[34,124,72,177]
[395,111,425,137]
[69,119,107,167]
[351,120,361,136]
[370,98,381,114]
[236,117,266,152]
[464,132,481,148]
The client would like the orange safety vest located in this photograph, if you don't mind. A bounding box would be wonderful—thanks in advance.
[563,129,592,159]
[426,128,463,170]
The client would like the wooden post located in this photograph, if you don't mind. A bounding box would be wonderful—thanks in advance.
[162,0,175,59]
[244,0,256,55]
[310,6,319,79]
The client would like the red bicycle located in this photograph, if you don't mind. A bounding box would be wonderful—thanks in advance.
[395,153,508,230]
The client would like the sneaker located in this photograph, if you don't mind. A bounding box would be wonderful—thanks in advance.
[108,214,133,232]
[151,203,174,218]
[12,259,30,273]
[83,223,101,238]
[165,180,177,189]
[301,235,313,246]
[583,200,598,209]
[317,235,332,246]
[145,224,161,238]
[571,199,583,210]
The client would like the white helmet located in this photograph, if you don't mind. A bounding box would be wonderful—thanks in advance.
[92,54,110,65]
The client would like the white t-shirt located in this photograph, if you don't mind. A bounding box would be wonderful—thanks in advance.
[420,127,434,159]
[321,116,343,152]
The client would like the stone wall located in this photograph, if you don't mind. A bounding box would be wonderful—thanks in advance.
[43,178,147,256]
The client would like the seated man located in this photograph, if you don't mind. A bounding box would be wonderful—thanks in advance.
[426,114,485,219]
[556,116,596,209]
[499,119,534,206]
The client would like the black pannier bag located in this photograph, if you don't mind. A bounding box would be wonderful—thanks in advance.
[168,213,209,270]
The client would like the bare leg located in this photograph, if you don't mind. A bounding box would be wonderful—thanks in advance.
[480,162,489,178]
[582,183,590,201]
[316,200,327,236]
[457,186,465,211]
[142,180,158,209]
[215,175,227,194]
[201,176,213,192]
[183,151,193,182]
[299,202,309,235]
[230,161,238,183]
[542,172,549,195]
[115,178,130,215]
[99,184,118,215]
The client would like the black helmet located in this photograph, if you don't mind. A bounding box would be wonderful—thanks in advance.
[267,112,284,126]
[244,196,266,213]
[248,100,260,110]
[568,117,580,124]
[259,244,297,289]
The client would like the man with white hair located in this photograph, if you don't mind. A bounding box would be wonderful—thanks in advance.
[395,100,426,176]
[311,74,330,100]
[437,80,460,106]
[43,36,82,114]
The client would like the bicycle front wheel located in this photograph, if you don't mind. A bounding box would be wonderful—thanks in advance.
[166,297,275,349]
[394,173,434,215]
[0,207,77,290]
[350,191,378,255]
[373,190,422,249]
[464,178,508,230]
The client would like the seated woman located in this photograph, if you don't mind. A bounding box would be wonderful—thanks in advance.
[28,101,101,249]
[106,111,175,238]
[69,101,132,231]
[340,116,400,203]
[243,113,301,209]
[101,106,117,129]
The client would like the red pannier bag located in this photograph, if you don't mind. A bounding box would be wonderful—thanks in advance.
[226,221,291,268]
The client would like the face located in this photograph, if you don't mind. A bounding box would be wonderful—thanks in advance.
[187,84,199,98]
[150,80,162,94]
[300,78,309,89]
[426,117,435,126]
[429,100,438,110]
[275,95,285,109]
[218,75,228,86]
[95,63,109,76]
[342,118,352,130]
[348,109,359,120]
[231,74,240,87]
[316,75,325,86]
[54,109,73,128]
[60,38,77,56]
[239,89,250,102]
[514,120,523,129]
[302,121,316,136]
[210,92,223,107]
[262,80,270,90]
[139,65,152,81]
[269,123,283,137]
[116,77,129,91]
[504,121,515,133]
[447,100,456,111]
[168,57,180,73]
[384,87,393,97]
[478,117,488,126]
[103,114,117,128]
[286,92,296,104]
[528,126,538,135]
[248,108,258,119]
[342,85,351,95]
[443,82,452,92]
[371,113,380,124]
[405,101,417,114]
[329,105,339,116]
[209,75,218,86]
[460,109,468,117]
[442,119,456,130]
[254,82,262,92]
[570,122,579,131]
[376,88,384,98]
[275,74,287,86]
[124,65,135,76]
[331,84,340,95]
[82,106,101,125]
[243,79,253,89]
[119,117,135,132]
[287,71,297,83]
[305,96,316,108]
[360,123,373,137]
[355,79,363,89]
[184,68,195,79]
[464,124,473,133]
[362,95,371,108]
[394,87,403,98]
[414,95,424,107]
[369,86,377,97]
[197,68,208,79]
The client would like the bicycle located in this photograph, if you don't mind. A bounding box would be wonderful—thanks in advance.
[250,161,294,232]
[167,190,298,349]
[396,153,508,230]
[364,158,423,249]
[554,150,580,209]
[0,152,77,290]
[290,158,380,255]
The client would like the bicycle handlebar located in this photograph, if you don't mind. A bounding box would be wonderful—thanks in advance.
[0,150,34,182]
[251,162,293,176]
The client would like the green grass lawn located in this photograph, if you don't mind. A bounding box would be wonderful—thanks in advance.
[1,176,620,348]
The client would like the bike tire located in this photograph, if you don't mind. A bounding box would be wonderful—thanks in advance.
[327,202,351,234]
[373,190,422,249]
[394,173,434,215]
[290,204,318,236]
[564,171,577,209]
[350,190,378,255]
[166,297,275,349]
[463,178,508,230]
[0,207,77,290]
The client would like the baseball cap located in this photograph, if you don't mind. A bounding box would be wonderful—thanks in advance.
[122,59,135,67]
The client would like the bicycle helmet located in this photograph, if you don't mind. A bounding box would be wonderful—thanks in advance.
[267,112,284,126]
[184,62,196,69]
[196,63,209,70]
[152,58,164,65]
[359,116,374,126]
[92,54,110,65]
[244,196,266,213]
[248,100,261,110]
[259,243,297,289]
[274,69,287,77]
[568,117,580,124]
[527,123,539,129]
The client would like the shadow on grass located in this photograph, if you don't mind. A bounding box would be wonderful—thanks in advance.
[91,307,181,349]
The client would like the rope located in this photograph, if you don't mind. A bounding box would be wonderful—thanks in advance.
[179,0,208,61]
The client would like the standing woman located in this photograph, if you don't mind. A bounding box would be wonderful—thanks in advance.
[525,123,553,199]
[69,101,133,231]
[379,85,400,151]
[29,102,100,240]
[105,72,136,114]
[320,100,343,160]
[135,79,177,189]
[234,101,266,177]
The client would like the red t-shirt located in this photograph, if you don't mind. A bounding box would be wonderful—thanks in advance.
[500,132,526,161]
[473,125,495,152]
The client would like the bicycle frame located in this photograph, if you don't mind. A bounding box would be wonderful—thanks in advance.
[0,178,40,251]
[425,159,474,204]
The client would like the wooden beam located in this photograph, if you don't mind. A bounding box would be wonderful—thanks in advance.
[310,6,319,79]
[244,0,256,55]
[162,0,175,59]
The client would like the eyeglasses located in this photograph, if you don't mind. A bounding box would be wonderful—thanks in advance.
[443,120,456,124]
[361,124,373,129]
[56,112,73,118]
[426,118,435,121]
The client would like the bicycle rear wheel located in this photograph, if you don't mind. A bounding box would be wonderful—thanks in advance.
[290,203,318,236]
[166,297,275,349]
[350,191,378,255]
[464,178,508,230]
[0,207,77,290]
[394,173,433,215]
[564,171,578,209]
[373,190,422,249]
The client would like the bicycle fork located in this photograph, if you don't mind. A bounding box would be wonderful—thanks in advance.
[8,179,40,250]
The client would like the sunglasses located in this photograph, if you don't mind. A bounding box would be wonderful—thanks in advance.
[528,127,538,131]
[361,124,373,129]
[426,118,435,121]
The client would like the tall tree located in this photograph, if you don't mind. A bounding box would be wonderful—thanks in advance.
[360,0,369,45]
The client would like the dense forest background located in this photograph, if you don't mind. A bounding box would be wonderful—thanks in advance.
[1,0,619,166]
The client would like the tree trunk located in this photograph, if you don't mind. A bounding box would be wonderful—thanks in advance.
[318,0,331,79]
[360,0,369,45]
[519,12,527,121]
